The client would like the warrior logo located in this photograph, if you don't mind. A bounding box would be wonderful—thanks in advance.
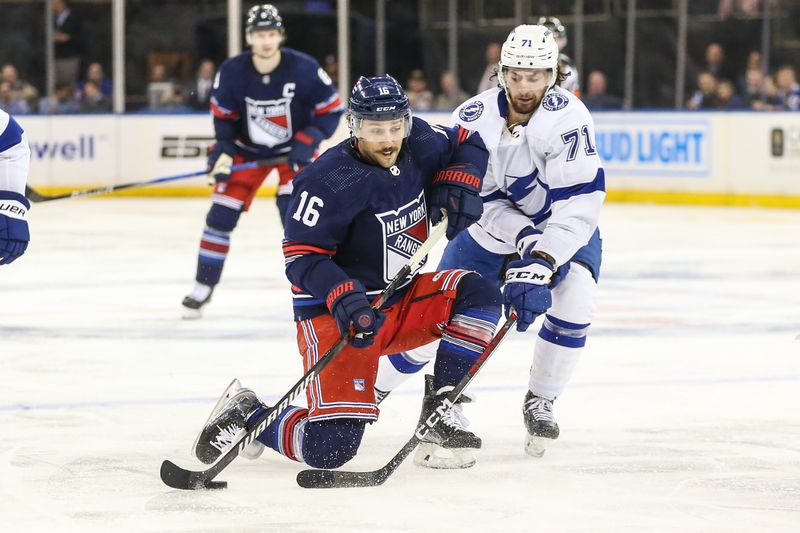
[245,96,293,147]
[375,190,429,283]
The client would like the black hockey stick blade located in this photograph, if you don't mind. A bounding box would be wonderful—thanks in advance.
[160,460,227,490]
[296,315,518,489]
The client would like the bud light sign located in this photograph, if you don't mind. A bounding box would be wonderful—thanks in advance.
[593,116,712,177]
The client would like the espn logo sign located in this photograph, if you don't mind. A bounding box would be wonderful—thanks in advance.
[161,135,215,158]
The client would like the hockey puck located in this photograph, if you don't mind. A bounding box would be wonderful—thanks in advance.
[204,480,228,490]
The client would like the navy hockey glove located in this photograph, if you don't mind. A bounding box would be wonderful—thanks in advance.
[289,127,325,172]
[516,227,571,289]
[206,140,237,182]
[0,191,31,265]
[327,279,386,348]
[503,254,556,332]
[429,165,483,240]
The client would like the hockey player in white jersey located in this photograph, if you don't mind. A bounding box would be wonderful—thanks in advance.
[0,110,31,265]
[375,24,604,462]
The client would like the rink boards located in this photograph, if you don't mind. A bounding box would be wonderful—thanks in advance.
[17,111,800,207]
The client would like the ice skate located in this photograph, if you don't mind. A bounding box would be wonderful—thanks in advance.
[182,283,214,319]
[523,390,559,458]
[413,374,481,469]
[193,379,267,464]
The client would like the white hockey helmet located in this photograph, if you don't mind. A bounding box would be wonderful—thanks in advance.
[498,24,559,90]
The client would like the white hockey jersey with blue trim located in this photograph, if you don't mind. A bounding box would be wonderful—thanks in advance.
[451,86,605,267]
[0,109,30,195]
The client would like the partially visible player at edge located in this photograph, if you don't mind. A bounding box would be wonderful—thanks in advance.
[182,4,344,318]
[539,16,580,96]
[192,75,505,472]
[0,109,32,266]
[375,24,604,458]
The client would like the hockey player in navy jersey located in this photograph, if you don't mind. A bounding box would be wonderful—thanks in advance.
[193,75,504,472]
[0,110,31,265]
[182,4,345,318]
[375,25,605,459]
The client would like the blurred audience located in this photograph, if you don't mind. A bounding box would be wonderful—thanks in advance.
[38,83,80,114]
[687,71,719,109]
[78,81,111,113]
[704,42,736,83]
[406,69,433,111]
[1,64,39,111]
[434,71,469,110]
[77,62,113,100]
[188,59,215,110]
[0,81,30,114]
[713,79,741,109]
[53,0,85,87]
[582,70,622,110]
[147,63,179,110]
[323,54,339,86]
[477,42,501,94]
[718,0,761,18]
[775,65,800,111]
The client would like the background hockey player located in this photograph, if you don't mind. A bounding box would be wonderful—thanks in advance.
[0,109,31,265]
[182,4,345,318]
[193,75,504,472]
[538,16,580,97]
[375,24,604,458]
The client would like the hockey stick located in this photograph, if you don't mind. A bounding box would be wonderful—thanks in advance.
[160,211,449,490]
[295,312,518,489]
[24,156,287,203]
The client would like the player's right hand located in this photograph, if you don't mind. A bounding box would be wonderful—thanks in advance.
[503,256,554,332]
[0,191,30,265]
[327,279,386,348]
[206,140,237,183]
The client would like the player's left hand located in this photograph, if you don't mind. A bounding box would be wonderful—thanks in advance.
[289,127,325,172]
[0,191,31,265]
[503,256,555,332]
[429,166,483,240]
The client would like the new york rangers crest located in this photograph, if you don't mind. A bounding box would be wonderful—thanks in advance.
[375,191,428,283]
[245,96,293,147]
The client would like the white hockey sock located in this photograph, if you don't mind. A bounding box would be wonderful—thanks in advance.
[374,340,438,393]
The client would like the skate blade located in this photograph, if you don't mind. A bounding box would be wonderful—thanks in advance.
[413,442,477,469]
[191,379,242,456]
[524,434,552,458]
[182,306,204,320]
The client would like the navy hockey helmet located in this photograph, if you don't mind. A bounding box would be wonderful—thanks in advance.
[347,75,412,141]
[246,4,284,34]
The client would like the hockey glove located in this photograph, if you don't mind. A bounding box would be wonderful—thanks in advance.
[289,127,325,172]
[327,279,386,348]
[429,165,483,240]
[206,140,237,183]
[516,227,571,289]
[0,191,30,265]
[503,255,555,332]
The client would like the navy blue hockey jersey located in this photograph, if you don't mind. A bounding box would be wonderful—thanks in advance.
[210,48,344,158]
[282,118,488,320]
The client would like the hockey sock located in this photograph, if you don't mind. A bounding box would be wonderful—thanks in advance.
[301,419,366,469]
[196,203,240,286]
[529,314,589,399]
[254,405,309,462]
[434,307,499,390]
[374,341,437,394]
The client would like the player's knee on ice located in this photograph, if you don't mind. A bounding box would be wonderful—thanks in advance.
[206,203,241,232]
[302,419,367,469]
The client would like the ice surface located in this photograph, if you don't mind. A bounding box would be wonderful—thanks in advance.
[1,198,799,532]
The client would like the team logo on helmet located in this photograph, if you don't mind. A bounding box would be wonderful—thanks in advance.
[458,101,484,122]
[542,92,569,111]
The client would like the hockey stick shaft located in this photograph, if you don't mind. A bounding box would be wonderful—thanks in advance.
[296,312,518,489]
[160,212,448,490]
[24,156,287,202]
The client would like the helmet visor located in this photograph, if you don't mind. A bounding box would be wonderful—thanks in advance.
[350,115,411,143]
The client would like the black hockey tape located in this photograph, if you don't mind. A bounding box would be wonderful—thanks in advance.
[204,480,228,490]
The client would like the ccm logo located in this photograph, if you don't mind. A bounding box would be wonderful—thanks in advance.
[414,398,454,440]
[376,106,397,112]
[506,271,547,282]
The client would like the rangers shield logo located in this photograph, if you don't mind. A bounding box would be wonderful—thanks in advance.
[245,96,293,147]
[375,191,429,283]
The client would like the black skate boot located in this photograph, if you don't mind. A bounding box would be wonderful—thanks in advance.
[194,379,268,464]
[182,283,214,319]
[413,374,481,469]
[523,390,559,458]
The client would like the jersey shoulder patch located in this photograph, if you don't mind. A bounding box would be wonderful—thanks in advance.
[458,100,484,122]
[541,92,570,112]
